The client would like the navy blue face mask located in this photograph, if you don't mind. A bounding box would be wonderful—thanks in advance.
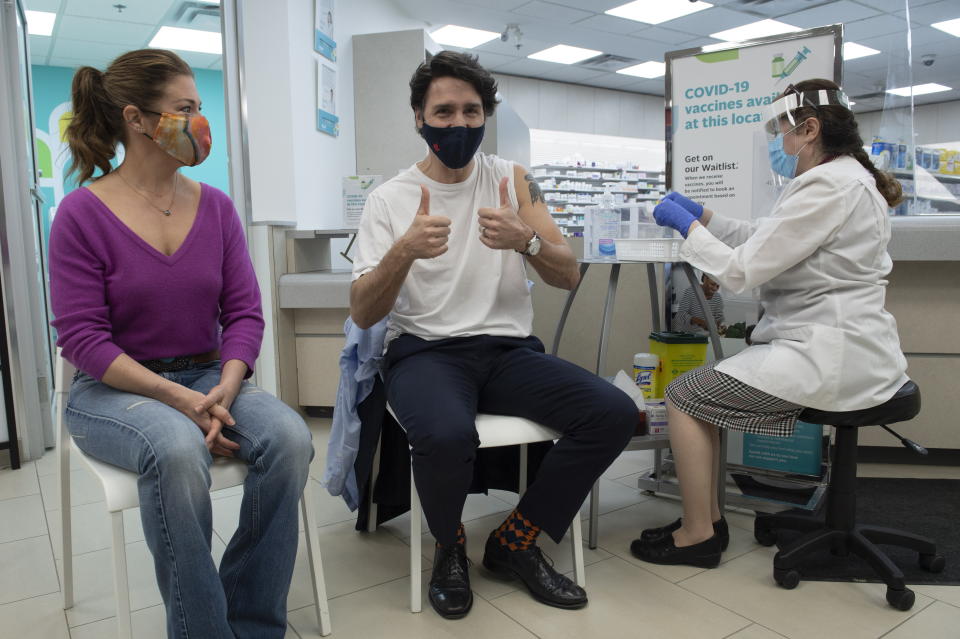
[419,122,485,170]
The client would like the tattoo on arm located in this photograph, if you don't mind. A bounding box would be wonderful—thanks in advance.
[524,173,545,205]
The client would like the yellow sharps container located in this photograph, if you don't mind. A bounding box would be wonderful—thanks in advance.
[649,331,708,398]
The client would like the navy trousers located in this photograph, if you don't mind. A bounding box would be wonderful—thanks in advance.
[384,334,637,545]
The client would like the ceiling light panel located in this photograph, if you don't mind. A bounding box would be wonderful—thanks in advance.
[430,25,499,49]
[710,19,801,42]
[617,61,666,78]
[842,42,880,60]
[931,18,960,38]
[887,83,951,97]
[605,0,712,25]
[25,10,56,36]
[528,44,603,65]
[149,26,222,55]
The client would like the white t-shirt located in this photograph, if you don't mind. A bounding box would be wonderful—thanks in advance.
[352,153,533,345]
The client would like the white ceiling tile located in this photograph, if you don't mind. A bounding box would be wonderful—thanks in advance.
[844,15,911,40]
[630,25,699,46]
[863,0,940,11]
[174,51,222,69]
[47,55,115,70]
[472,51,522,70]
[50,37,133,64]
[63,0,176,25]
[28,34,52,57]
[55,15,156,47]
[574,14,645,35]
[894,0,960,25]
[782,1,881,29]
[541,0,624,10]
[494,57,563,77]
[455,0,531,11]
[709,0,812,20]
[579,72,647,90]
[539,66,608,84]
[23,0,61,11]
[659,7,755,37]
[511,1,594,24]
[475,37,555,59]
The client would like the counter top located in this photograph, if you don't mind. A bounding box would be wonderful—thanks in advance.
[278,270,352,308]
[889,216,960,261]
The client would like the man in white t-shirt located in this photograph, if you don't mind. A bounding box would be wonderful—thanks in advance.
[351,51,636,619]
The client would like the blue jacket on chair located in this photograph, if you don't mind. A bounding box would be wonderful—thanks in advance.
[323,316,387,510]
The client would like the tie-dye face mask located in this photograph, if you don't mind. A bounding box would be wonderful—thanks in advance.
[141,109,212,166]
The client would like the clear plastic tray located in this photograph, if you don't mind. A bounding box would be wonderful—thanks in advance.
[614,238,683,262]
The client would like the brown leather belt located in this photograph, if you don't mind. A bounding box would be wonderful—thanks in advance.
[139,350,220,373]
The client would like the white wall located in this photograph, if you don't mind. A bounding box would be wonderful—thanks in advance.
[242,0,424,229]
[493,73,665,141]
[855,100,960,146]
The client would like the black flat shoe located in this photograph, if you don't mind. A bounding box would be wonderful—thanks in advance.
[630,532,722,568]
[429,543,473,619]
[640,517,730,551]
[482,534,587,609]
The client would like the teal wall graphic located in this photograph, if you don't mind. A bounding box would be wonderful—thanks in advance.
[31,65,230,245]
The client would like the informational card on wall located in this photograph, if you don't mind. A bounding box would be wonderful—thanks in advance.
[666,25,840,220]
[317,61,339,137]
[314,0,336,61]
[343,175,383,228]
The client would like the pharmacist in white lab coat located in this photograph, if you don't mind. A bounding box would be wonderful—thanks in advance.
[630,79,909,569]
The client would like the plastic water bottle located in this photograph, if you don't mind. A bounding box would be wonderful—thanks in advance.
[632,353,659,400]
[595,190,619,261]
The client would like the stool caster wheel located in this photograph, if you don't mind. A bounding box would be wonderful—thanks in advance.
[774,567,800,589]
[886,587,915,611]
[754,521,777,547]
[919,553,945,573]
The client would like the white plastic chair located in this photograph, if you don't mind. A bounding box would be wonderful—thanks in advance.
[56,350,332,638]
[368,406,586,613]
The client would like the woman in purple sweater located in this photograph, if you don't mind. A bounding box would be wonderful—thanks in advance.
[49,49,312,639]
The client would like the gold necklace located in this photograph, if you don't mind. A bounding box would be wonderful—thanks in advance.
[117,169,179,217]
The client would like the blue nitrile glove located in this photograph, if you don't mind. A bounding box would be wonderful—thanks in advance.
[665,191,704,219]
[654,198,697,238]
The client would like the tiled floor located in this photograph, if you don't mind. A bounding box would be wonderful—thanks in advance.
[1,418,958,638]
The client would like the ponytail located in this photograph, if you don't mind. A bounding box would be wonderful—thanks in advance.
[850,148,904,208]
[779,78,905,209]
[65,66,122,184]
[64,50,194,185]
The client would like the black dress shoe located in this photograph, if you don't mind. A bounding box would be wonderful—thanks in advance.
[482,534,587,609]
[429,543,473,619]
[630,532,722,568]
[640,517,730,551]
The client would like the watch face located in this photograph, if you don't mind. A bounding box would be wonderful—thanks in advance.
[527,234,542,256]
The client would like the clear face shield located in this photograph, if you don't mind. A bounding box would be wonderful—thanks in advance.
[763,86,851,183]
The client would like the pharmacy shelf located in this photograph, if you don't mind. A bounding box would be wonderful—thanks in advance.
[533,163,665,236]
[892,169,960,183]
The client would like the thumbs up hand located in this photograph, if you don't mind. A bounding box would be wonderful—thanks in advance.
[478,177,532,251]
[401,185,451,259]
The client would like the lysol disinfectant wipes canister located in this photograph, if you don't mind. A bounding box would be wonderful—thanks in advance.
[633,352,659,400]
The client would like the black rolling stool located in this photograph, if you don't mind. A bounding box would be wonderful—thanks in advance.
[753,380,945,610]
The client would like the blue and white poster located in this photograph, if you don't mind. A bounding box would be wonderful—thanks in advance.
[317,61,339,137]
[314,0,336,61]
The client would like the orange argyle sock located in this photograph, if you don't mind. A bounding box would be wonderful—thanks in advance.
[437,522,466,548]
[493,509,541,551]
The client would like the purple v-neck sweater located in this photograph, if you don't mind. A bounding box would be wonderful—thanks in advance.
[49,183,264,380]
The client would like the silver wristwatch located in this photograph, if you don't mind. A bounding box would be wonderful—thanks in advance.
[518,231,541,257]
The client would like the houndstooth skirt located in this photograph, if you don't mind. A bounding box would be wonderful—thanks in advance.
[665,361,803,437]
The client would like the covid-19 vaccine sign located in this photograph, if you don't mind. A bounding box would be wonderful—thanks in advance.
[666,26,841,220]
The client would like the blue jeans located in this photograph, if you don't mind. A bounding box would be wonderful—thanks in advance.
[65,361,313,639]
